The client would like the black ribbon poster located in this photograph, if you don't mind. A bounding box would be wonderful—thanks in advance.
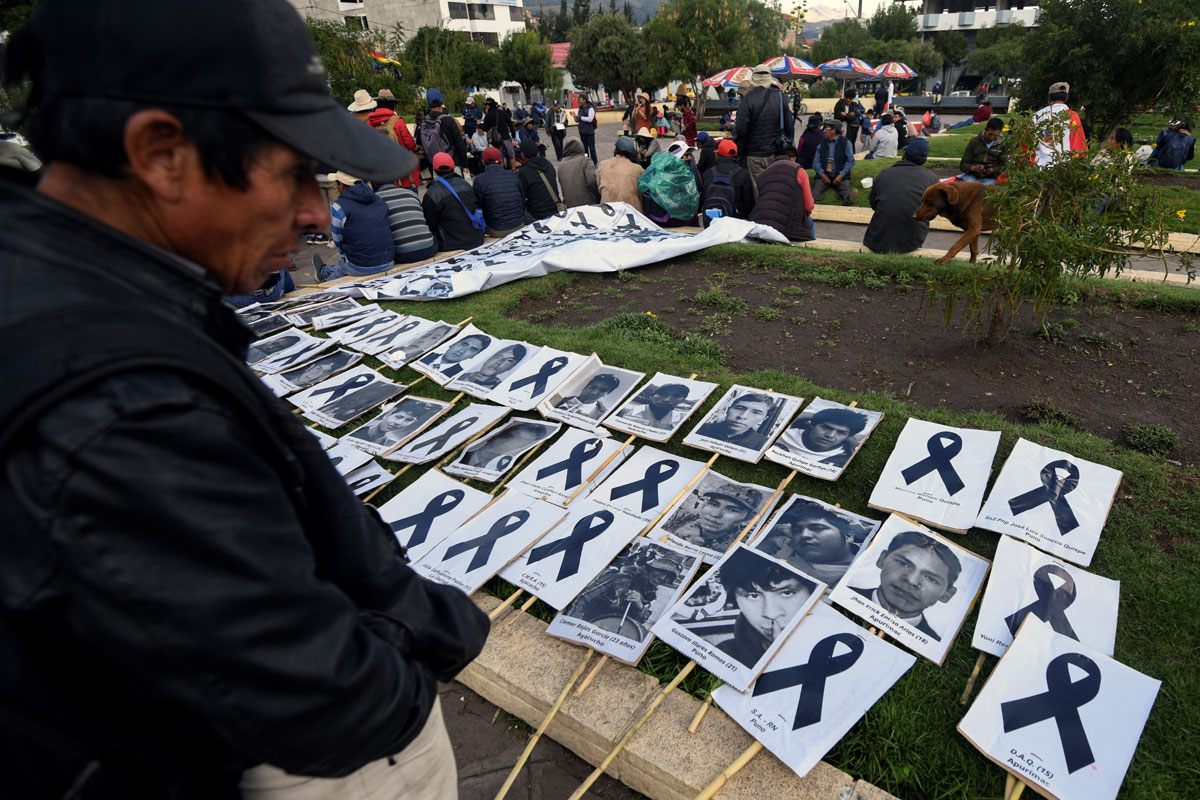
[305,372,374,404]
[1008,460,1081,534]
[535,437,604,489]
[443,511,531,571]
[390,490,466,549]
[1000,652,1101,774]
[508,355,570,398]
[901,432,966,495]
[752,633,865,730]
[1004,564,1079,639]
[608,459,680,513]
[525,510,615,581]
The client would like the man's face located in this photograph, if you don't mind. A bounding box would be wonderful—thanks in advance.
[983,127,1001,145]
[875,544,956,616]
[177,142,327,294]
[380,408,419,432]
[445,337,487,363]
[823,127,838,142]
[480,347,521,376]
[803,420,854,451]
[734,577,809,641]
[788,517,852,564]
[485,427,541,455]
[647,387,687,413]
[578,376,614,404]
[697,495,751,535]
[724,399,770,435]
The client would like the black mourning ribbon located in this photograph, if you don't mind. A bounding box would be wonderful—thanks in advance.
[408,418,479,455]
[752,633,864,730]
[389,489,465,549]
[271,341,324,368]
[607,460,680,513]
[363,319,421,349]
[1001,652,1102,774]
[443,510,531,571]
[535,437,603,489]
[345,315,394,338]
[1008,460,1081,535]
[900,432,966,496]
[526,510,615,581]
[307,373,373,403]
[1004,564,1079,639]
[508,356,570,397]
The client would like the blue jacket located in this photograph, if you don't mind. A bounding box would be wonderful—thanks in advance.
[472,164,527,230]
[813,135,855,179]
[332,183,393,269]
[1153,130,1196,169]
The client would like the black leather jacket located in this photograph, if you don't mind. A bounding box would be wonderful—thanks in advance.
[0,182,489,798]
[733,85,796,158]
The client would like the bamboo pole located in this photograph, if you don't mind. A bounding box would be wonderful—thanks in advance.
[492,650,595,800]
[961,652,988,704]
[1004,774,1016,800]
[574,654,609,695]
[693,741,764,800]
[487,589,526,621]
[688,694,716,734]
[501,595,539,632]
[565,661,698,800]
[1008,779,1027,800]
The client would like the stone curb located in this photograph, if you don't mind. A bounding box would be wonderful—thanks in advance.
[462,595,901,800]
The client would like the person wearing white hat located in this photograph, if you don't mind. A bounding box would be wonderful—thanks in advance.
[346,87,378,122]
[634,126,660,167]
[315,171,394,281]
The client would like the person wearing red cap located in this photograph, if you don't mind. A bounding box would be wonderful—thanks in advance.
[700,139,754,227]
[0,0,487,796]
[472,145,528,237]
[422,152,486,251]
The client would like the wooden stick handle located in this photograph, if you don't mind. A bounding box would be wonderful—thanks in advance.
[688,694,714,734]
[501,595,538,632]
[693,741,764,800]
[1008,779,1027,800]
[961,652,988,705]
[575,654,609,696]
[1004,773,1016,800]
[487,589,525,621]
[566,661,697,800]
[492,650,594,800]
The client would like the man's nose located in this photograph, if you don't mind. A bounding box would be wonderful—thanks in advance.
[297,173,331,233]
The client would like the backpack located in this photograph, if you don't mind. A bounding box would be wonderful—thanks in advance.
[419,112,451,158]
[702,170,737,225]
[382,114,403,146]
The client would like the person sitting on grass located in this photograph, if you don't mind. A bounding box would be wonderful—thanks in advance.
[317,171,393,282]
[863,138,938,254]
[811,121,858,206]
[864,113,898,160]
[959,117,1007,184]
[471,146,527,238]
[749,145,815,242]
[946,99,993,131]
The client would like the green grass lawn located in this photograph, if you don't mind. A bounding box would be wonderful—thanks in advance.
[311,246,1200,800]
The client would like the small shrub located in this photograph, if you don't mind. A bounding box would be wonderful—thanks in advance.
[773,297,797,309]
[674,333,726,363]
[1021,397,1081,428]
[1123,423,1180,457]
[1036,322,1069,342]
[523,283,552,300]
[1181,322,1199,333]
[754,307,783,321]
[1080,331,1119,351]
[1152,388,1172,398]
[602,287,623,298]
[688,288,748,314]
[814,338,837,348]
[828,319,843,330]
[697,313,733,337]
[529,309,558,322]
[862,272,889,290]
[791,316,808,325]
[781,285,806,296]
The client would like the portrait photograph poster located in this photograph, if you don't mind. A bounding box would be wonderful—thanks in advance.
[304,376,406,429]
[288,365,381,411]
[603,372,719,442]
[868,418,1001,532]
[510,426,633,507]
[652,544,825,692]
[311,301,378,331]
[499,499,644,609]
[446,340,541,399]
[975,438,1123,567]
[443,418,562,482]
[343,461,396,496]
[713,602,916,780]
[245,328,308,365]
[649,471,781,565]
[973,536,1120,659]
[765,397,884,480]
[413,492,568,595]
[958,622,1160,800]
[352,316,431,356]
[682,385,803,464]
[487,346,588,411]
[375,470,493,563]
[342,396,452,456]
[247,313,292,339]
[284,297,357,327]
[538,357,646,431]
[386,403,511,465]
[748,494,882,595]
[329,311,406,346]
[255,337,338,375]
[829,514,991,665]
[410,324,496,384]
[546,538,702,665]
[260,348,362,397]
[587,444,710,527]
[377,320,457,369]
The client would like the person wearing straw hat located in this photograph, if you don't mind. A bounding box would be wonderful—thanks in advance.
[0,0,487,796]
[346,87,378,122]
[634,126,661,167]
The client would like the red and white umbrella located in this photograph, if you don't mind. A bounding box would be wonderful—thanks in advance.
[757,56,821,80]
[817,56,876,81]
[702,67,753,88]
[874,61,918,79]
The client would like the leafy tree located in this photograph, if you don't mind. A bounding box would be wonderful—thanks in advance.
[571,0,592,27]
[309,18,414,111]
[565,13,645,100]
[0,0,38,34]
[859,37,940,83]
[1015,0,1200,140]
[460,42,505,91]
[808,18,874,66]
[967,23,1027,79]
[932,29,967,89]
[622,1,635,22]
[865,3,918,42]
[744,0,788,63]
[500,30,558,99]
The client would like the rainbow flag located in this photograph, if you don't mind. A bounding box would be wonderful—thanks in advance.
[368,49,401,67]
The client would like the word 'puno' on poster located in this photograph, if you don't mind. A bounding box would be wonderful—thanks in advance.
[828,514,990,665]
[649,471,780,565]
[958,621,1159,800]
[375,470,492,563]
[973,536,1119,659]
[546,538,701,665]
[487,346,588,411]
[342,396,451,456]
[509,426,632,507]
[443,418,562,483]
[446,340,541,400]
[713,602,915,780]
[586,444,710,527]
[652,543,825,692]
[603,372,719,443]
[748,494,882,594]
[765,397,883,481]
[975,437,1122,567]
[868,417,1001,532]
[413,491,567,595]
[682,384,803,464]
[538,355,645,431]
[386,403,511,465]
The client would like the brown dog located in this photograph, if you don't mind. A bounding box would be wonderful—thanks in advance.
[913,181,996,264]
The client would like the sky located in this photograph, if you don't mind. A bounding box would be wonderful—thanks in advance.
[800,0,897,22]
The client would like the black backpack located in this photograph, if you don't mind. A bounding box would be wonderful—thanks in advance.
[702,170,737,226]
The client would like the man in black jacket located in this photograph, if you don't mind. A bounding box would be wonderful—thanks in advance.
[0,2,489,798]
[863,138,938,253]
[700,138,754,225]
[731,68,794,192]
[517,139,562,220]
[423,153,486,252]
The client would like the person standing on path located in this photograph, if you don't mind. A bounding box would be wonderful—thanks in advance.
[572,96,598,164]
[733,69,794,194]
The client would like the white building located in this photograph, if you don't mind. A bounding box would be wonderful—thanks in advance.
[289,0,527,47]
[900,0,1041,91]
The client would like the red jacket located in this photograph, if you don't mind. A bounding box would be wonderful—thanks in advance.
[682,108,697,146]
[368,108,422,188]
[972,105,992,124]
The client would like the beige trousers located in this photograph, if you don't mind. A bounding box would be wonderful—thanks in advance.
[240,700,457,800]
[746,155,775,199]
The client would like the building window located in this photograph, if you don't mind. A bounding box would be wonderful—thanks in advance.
[470,31,500,46]
[344,14,368,29]
[509,6,524,20]
[448,2,468,18]
[467,4,496,20]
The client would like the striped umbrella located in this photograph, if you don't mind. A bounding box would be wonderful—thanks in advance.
[702,67,753,88]
[817,56,876,81]
[874,61,918,79]
[757,55,821,80]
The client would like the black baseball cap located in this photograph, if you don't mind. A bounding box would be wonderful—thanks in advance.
[5,0,415,183]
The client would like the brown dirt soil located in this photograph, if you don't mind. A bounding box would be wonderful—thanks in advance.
[516,258,1200,464]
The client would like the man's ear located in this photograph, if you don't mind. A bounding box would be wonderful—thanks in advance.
[122,109,194,203]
